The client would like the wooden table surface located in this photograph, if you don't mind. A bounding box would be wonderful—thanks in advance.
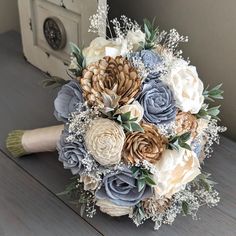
[0,31,235,236]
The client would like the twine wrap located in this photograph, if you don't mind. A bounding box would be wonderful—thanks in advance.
[6,125,64,158]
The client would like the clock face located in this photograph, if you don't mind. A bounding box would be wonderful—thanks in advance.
[43,17,66,50]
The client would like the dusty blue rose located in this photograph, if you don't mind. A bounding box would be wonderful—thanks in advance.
[138,79,176,125]
[132,50,163,79]
[54,80,84,122]
[96,166,152,207]
[191,139,203,159]
[57,130,86,175]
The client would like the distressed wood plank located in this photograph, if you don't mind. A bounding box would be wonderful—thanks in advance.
[0,151,101,236]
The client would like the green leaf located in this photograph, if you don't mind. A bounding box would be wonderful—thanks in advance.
[130,122,144,132]
[123,122,132,132]
[179,142,192,151]
[179,132,191,142]
[145,176,156,186]
[182,201,189,215]
[42,76,69,88]
[137,179,146,192]
[121,111,131,122]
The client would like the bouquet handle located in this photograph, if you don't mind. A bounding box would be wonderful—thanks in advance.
[6,125,64,157]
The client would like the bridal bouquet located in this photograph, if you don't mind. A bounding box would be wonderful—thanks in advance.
[7,5,226,230]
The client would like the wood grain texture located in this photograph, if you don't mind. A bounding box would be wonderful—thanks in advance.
[0,31,236,236]
[0,151,101,236]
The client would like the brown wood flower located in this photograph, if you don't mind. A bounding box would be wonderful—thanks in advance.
[175,111,198,138]
[123,123,167,164]
[79,56,141,107]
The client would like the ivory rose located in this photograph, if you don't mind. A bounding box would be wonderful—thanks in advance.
[163,59,204,114]
[153,148,201,198]
[126,29,145,51]
[96,199,132,217]
[79,175,99,191]
[85,118,125,166]
[83,37,129,66]
[115,101,144,122]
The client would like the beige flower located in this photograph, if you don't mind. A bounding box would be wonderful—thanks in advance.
[163,59,204,114]
[175,111,198,139]
[123,123,167,164]
[197,118,209,136]
[153,148,201,198]
[85,118,125,166]
[79,175,99,191]
[126,29,145,51]
[83,37,129,66]
[115,101,144,122]
[96,199,132,217]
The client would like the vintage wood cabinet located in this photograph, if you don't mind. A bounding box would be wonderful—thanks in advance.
[18,0,106,79]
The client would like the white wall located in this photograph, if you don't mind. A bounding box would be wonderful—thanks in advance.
[110,0,236,141]
[0,0,20,33]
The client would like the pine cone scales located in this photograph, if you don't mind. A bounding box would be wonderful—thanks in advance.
[80,56,141,106]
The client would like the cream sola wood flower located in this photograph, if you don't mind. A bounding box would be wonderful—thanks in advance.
[85,118,125,166]
[162,59,204,114]
[153,148,201,199]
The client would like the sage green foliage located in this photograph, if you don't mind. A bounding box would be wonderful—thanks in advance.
[197,83,224,120]
[68,42,85,77]
[132,203,146,225]
[203,83,224,102]
[197,104,221,120]
[192,172,217,192]
[115,111,144,133]
[182,172,218,215]
[167,131,192,151]
[42,76,69,88]
[57,177,94,216]
[131,166,156,192]
[143,18,159,49]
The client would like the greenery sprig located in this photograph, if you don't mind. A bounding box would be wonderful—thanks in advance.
[42,76,69,88]
[143,18,159,50]
[167,131,192,151]
[203,83,224,102]
[68,42,86,77]
[115,111,144,133]
[197,104,221,120]
[57,177,95,216]
[131,166,156,192]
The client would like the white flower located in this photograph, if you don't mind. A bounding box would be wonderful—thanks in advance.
[85,118,125,166]
[115,101,144,122]
[153,148,201,198]
[83,37,129,66]
[197,117,209,136]
[126,29,145,51]
[79,175,99,191]
[96,199,132,217]
[163,59,204,114]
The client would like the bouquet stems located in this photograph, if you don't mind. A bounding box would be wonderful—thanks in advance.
[6,125,64,158]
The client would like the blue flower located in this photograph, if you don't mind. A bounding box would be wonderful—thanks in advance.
[138,79,176,125]
[96,166,152,207]
[132,50,163,79]
[54,80,84,122]
[57,130,86,175]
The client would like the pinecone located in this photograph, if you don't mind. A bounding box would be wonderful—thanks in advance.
[79,56,141,107]
[143,197,171,215]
